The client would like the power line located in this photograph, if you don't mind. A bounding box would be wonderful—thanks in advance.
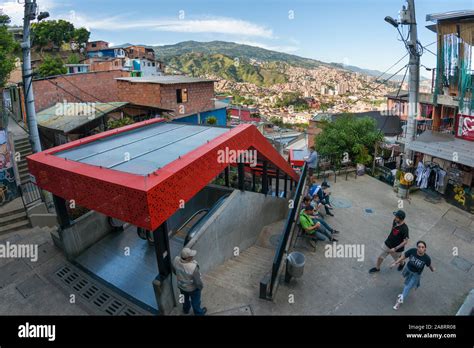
[374,53,409,83]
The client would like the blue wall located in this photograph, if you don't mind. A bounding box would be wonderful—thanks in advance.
[173,107,227,126]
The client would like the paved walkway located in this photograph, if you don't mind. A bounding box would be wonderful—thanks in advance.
[200,174,474,315]
[0,174,472,315]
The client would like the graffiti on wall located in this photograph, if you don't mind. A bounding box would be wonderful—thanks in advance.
[0,130,18,205]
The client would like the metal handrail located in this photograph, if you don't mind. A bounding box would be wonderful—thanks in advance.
[269,162,307,296]
[174,208,209,237]
[182,193,230,245]
[18,180,43,209]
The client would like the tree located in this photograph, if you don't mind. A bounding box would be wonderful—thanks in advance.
[205,116,217,125]
[37,55,67,78]
[72,27,90,51]
[107,117,134,129]
[0,14,17,88]
[315,115,383,166]
[32,20,76,51]
[66,54,81,64]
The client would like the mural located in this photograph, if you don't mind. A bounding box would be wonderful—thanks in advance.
[0,129,19,205]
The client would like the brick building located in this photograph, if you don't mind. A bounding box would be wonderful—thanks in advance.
[32,70,129,112]
[86,40,110,52]
[116,76,227,125]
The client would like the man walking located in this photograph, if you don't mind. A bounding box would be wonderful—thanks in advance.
[172,247,207,315]
[369,210,409,274]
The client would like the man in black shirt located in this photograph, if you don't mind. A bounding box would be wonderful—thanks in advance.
[369,210,409,273]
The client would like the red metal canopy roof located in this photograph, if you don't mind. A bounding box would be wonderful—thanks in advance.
[27,118,299,231]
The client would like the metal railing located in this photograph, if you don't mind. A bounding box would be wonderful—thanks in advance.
[260,162,307,299]
[18,180,43,209]
[397,119,456,140]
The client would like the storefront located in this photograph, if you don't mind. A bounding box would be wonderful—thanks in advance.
[413,153,473,214]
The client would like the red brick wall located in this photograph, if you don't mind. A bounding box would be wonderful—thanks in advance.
[117,81,215,118]
[86,41,109,52]
[160,82,214,118]
[33,70,128,111]
[116,80,161,108]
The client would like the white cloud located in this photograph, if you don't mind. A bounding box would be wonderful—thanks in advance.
[61,12,273,38]
[0,0,58,25]
[235,40,299,53]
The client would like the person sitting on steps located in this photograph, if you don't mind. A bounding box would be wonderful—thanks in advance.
[308,176,334,216]
[299,205,338,249]
[301,196,341,235]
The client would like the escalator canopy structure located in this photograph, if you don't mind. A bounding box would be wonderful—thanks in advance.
[27,118,299,231]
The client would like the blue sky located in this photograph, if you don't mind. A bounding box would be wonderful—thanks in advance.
[1,0,473,76]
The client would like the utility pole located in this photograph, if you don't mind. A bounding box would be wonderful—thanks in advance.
[385,0,420,169]
[21,0,43,154]
[405,0,420,165]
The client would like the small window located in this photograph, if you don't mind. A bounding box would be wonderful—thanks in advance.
[92,43,97,48]
[176,88,188,103]
[152,62,155,67]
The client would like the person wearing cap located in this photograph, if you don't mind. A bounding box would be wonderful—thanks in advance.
[299,205,338,249]
[301,196,341,234]
[308,177,334,216]
[369,210,409,274]
[172,247,207,315]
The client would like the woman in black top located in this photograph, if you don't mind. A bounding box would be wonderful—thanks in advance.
[391,240,435,310]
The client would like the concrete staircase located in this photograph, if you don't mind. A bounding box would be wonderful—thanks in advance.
[14,137,33,184]
[203,245,275,298]
[0,197,30,235]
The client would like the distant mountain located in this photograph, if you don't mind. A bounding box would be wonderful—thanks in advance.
[154,40,412,84]
[154,40,324,69]
[164,52,288,86]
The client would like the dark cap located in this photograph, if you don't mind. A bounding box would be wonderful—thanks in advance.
[393,210,406,220]
[321,182,330,188]
[304,205,314,211]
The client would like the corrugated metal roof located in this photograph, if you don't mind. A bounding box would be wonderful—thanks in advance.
[116,76,217,84]
[426,10,474,23]
[406,131,474,167]
[37,102,128,133]
[54,122,230,175]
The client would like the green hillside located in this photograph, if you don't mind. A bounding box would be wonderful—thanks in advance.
[165,52,288,86]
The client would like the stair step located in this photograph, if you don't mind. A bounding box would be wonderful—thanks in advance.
[0,211,28,227]
[15,144,32,151]
[14,140,30,147]
[0,207,27,219]
[228,255,272,270]
[0,220,31,235]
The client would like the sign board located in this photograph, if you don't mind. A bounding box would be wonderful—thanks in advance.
[456,114,474,142]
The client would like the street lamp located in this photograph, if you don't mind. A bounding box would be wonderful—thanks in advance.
[384,16,399,28]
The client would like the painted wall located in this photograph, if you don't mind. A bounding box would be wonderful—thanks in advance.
[0,129,19,205]
[173,107,227,126]
[186,190,289,274]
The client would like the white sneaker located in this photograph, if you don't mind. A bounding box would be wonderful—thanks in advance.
[393,294,403,310]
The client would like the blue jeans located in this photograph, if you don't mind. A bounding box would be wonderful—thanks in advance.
[181,288,205,315]
[313,217,333,233]
[401,268,421,300]
[311,224,333,241]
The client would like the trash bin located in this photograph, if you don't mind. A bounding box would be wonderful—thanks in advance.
[287,251,305,278]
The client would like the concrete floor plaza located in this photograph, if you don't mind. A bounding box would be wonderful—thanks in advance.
[201,174,474,315]
[0,174,473,315]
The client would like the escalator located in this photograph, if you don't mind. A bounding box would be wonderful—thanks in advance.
[172,193,230,246]
[136,194,230,248]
